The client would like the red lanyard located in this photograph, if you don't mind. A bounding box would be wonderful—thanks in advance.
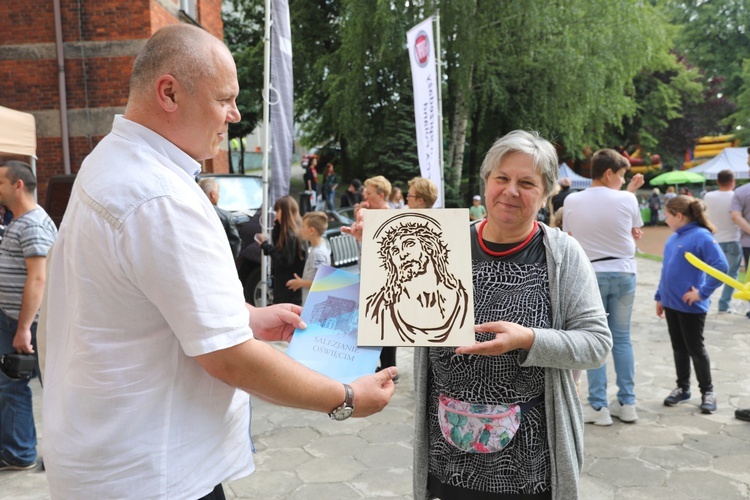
[477,219,538,257]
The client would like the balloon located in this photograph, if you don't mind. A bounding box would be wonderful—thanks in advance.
[684,252,750,300]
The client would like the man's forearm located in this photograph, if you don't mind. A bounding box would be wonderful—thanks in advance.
[198,339,347,413]
[17,262,46,331]
[731,211,750,235]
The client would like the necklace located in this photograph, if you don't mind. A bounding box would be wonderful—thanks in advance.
[477,219,538,257]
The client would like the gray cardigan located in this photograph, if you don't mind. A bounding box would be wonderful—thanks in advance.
[413,224,612,500]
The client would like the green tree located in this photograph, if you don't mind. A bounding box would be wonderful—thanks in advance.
[224,0,265,173]
[603,49,707,170]
[305,0,423,185]
[439,0,671,203]
[726,59,750,144]
[664,0,750,100]
[231,0,683,203]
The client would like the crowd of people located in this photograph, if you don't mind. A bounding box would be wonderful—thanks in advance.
[2,22,750,500]
[553,159,750,429]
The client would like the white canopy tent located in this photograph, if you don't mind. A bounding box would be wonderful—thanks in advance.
[0,106,38,199]
[686,147,749,180]
[558,162,592,189]
[0,105,37,159]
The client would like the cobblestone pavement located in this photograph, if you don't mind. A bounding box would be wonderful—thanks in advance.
[2,257,750,499]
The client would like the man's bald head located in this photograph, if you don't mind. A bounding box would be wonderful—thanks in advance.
[129,24,223,98]
[124,24,241,161]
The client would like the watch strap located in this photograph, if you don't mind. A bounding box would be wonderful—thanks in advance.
[343,383,354,407]
[328,383,354,420]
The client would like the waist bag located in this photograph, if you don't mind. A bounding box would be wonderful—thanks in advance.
[438,393,544,453]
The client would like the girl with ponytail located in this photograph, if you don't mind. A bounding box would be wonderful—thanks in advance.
[655,195,727,414]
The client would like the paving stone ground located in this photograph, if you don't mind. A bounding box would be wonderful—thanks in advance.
[2,256,750,499]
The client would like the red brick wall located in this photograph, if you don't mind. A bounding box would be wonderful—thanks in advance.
[150,0,180,32]
[4,1,56,44]
[61,0,152,41]
[64,57,134,109]
[199,0,224,39]
[1,0,228,203]
[0,60,59,110]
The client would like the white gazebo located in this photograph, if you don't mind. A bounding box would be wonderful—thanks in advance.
[559,162,592,189]
[686,147,749,180]
[0,106,37,199]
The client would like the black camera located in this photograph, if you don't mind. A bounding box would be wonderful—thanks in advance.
[0,353,37,380]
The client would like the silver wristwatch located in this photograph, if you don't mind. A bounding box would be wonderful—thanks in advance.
[328,383,354,421]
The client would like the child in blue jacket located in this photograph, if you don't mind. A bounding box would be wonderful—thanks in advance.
[656,195,727,414]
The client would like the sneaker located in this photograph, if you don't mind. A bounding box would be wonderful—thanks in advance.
[664,387,691,406]
[0,459,36,471]
[700,392,717,414]
[735,408,750,422]
[609,399,638,423]
[583,405,613,426]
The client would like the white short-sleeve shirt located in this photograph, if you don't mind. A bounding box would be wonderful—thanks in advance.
[563,186,643,274]
[301,240,331,303]
[43,116,255,499]
[704,190,740,243]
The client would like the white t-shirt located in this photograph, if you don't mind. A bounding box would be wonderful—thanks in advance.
[301,240,331,303]
[43,116,255,499]
[562,186,643,274]
[704,190,740,243]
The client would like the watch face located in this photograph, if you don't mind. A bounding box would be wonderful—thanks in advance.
[333,407,353,421]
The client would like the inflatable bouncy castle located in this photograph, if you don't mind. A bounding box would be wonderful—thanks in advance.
[682,134,739,170]
[620,146,662,175]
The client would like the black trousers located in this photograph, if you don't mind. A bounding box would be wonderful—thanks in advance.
[664,307,713,394]
[380,346,397,369]
[197,484,225,500]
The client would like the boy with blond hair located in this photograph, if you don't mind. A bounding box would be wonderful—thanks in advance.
[286,211,332,303]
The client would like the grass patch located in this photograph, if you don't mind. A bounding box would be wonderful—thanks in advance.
[636,251,663,263]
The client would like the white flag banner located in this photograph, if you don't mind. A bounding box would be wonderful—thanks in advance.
[270,0,293,206]
[407,17,443,208]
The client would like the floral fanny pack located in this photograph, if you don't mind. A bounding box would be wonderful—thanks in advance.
[437,393,544,454]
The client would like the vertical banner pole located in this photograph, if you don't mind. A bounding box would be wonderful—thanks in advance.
[434,9,445,206]
[260,0,273,307]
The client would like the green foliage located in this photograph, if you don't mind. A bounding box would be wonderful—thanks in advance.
[445,0,671,182]
[289,0,342,145]
[663,0,750,99]
[225,0,740,201]
[725,59,750,144]
[224,0,264,140]
[301,0,428,183]
[603,49,706,169]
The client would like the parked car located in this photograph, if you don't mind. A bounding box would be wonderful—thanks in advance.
[198,173,264,225]
[45,172,359,307]
[198,173,359,306]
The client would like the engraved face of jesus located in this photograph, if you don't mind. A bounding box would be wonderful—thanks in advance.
[392,234,430,281]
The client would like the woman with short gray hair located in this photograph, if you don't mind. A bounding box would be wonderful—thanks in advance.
[413,130,612,500]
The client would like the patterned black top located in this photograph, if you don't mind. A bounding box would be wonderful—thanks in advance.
[427,224,552,497]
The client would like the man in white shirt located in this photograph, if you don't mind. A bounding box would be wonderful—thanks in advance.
[42,24,396,500]
[563,149,644,426]
[704,170,742,313]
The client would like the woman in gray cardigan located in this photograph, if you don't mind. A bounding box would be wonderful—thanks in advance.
[412,131,611,500]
